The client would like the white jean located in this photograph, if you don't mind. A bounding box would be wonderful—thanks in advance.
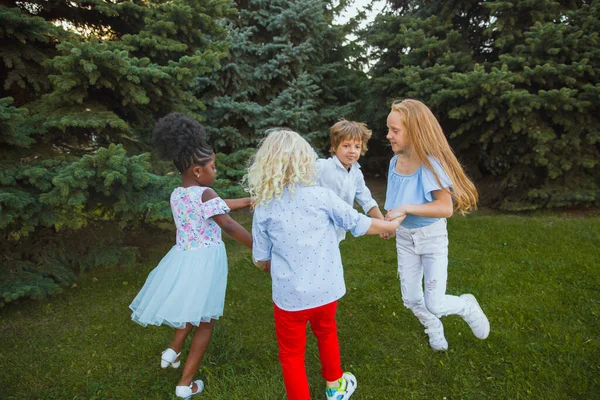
[395,218,467,329]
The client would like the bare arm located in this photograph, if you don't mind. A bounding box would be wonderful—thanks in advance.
[365,216,404,235]
[367,206,388,239]
[386,190,453,220]
[212,213,253,249]
[224,197,253,211]
[367,206,385,220]
[203,189,252,249]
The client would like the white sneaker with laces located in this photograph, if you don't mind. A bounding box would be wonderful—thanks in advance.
[460,294,490,339]
[424,323,448,351]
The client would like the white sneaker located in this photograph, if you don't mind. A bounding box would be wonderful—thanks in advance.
[460,294,490,339]
[160,348,181,369]
[175,379,204,399]
[424,323,448,351]
[326,372,357,400]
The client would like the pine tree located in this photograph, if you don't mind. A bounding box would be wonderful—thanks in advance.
[195,0,364,155]
[0,0,233,305]
[365,0,600,209]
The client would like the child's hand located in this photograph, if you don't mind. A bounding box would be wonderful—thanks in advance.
[379,210,400,238]
[253,258,271,273]
[261,260,271,273]
[245,197,254,209]
[382,208,406,233]
[385,206,406,222]
[389,214,405,229]
[379,231,394,240]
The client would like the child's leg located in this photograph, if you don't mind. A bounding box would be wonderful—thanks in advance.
[396,226,449,350]
[169,323,194,354]
[395,228,441,329]
[421,250,467,317]
[274,304,310,400]
[421,232,489,339]
[161,323,194,369]
[178,320,215,387]
[417,221,467,317]
[308,301,344,385]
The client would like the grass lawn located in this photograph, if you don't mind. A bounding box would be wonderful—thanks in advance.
[1,208,599,399]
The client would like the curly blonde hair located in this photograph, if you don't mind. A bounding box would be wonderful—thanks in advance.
[243,129,317,208]
[391,99,478,213]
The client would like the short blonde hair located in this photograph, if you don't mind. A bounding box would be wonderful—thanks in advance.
[243,129,317,208]
[329,119,372,155]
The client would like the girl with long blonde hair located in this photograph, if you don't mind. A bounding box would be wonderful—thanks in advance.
[246,128,401,400]
[384,99,489,351]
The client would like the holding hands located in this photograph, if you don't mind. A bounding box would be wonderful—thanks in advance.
[379,207,407,239]
[385,205,407,223]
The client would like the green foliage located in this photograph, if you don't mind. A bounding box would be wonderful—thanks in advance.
[196,0,365,154]
[0,0,234,305]
[0,97,31,146]
[365,0,600,210]
[0,5,63,99]
[0,142,177,306]
[214,148,256,198]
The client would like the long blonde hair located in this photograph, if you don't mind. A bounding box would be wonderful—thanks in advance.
[391,99,478,213]
[244,128,317,208]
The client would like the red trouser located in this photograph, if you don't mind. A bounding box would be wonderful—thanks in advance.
[274,301,344,400]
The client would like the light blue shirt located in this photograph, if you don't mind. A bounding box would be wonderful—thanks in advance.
[317,156,378,241]
[384,156,452,229]
[252,185,372,311]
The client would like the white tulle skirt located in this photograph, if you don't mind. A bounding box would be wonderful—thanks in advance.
[129,243,228,328]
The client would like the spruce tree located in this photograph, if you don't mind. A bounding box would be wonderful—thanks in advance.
[0,0,233,305]
[365,0,600,209]
[196,0,365,155]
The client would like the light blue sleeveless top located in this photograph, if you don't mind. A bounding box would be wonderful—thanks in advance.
[384,155,452,229]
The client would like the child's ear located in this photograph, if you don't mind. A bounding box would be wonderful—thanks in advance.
[191,165,203,178]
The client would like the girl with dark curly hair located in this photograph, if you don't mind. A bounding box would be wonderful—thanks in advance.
[129,113,253,399]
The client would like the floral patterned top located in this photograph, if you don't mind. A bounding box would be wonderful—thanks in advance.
[170,186,231,251]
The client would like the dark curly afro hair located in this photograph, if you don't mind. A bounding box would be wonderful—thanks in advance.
[152,113,214,173]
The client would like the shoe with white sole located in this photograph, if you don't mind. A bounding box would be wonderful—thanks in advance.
[460,294,490,339]
[160,348,181,369]
[175,379,204,399]
[326,372,357,400]
[425,322,449,351]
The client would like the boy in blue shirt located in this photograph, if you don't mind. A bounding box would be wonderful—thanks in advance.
[317,119,385,241]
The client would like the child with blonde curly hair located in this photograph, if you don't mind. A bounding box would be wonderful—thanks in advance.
[245,129,402,400]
